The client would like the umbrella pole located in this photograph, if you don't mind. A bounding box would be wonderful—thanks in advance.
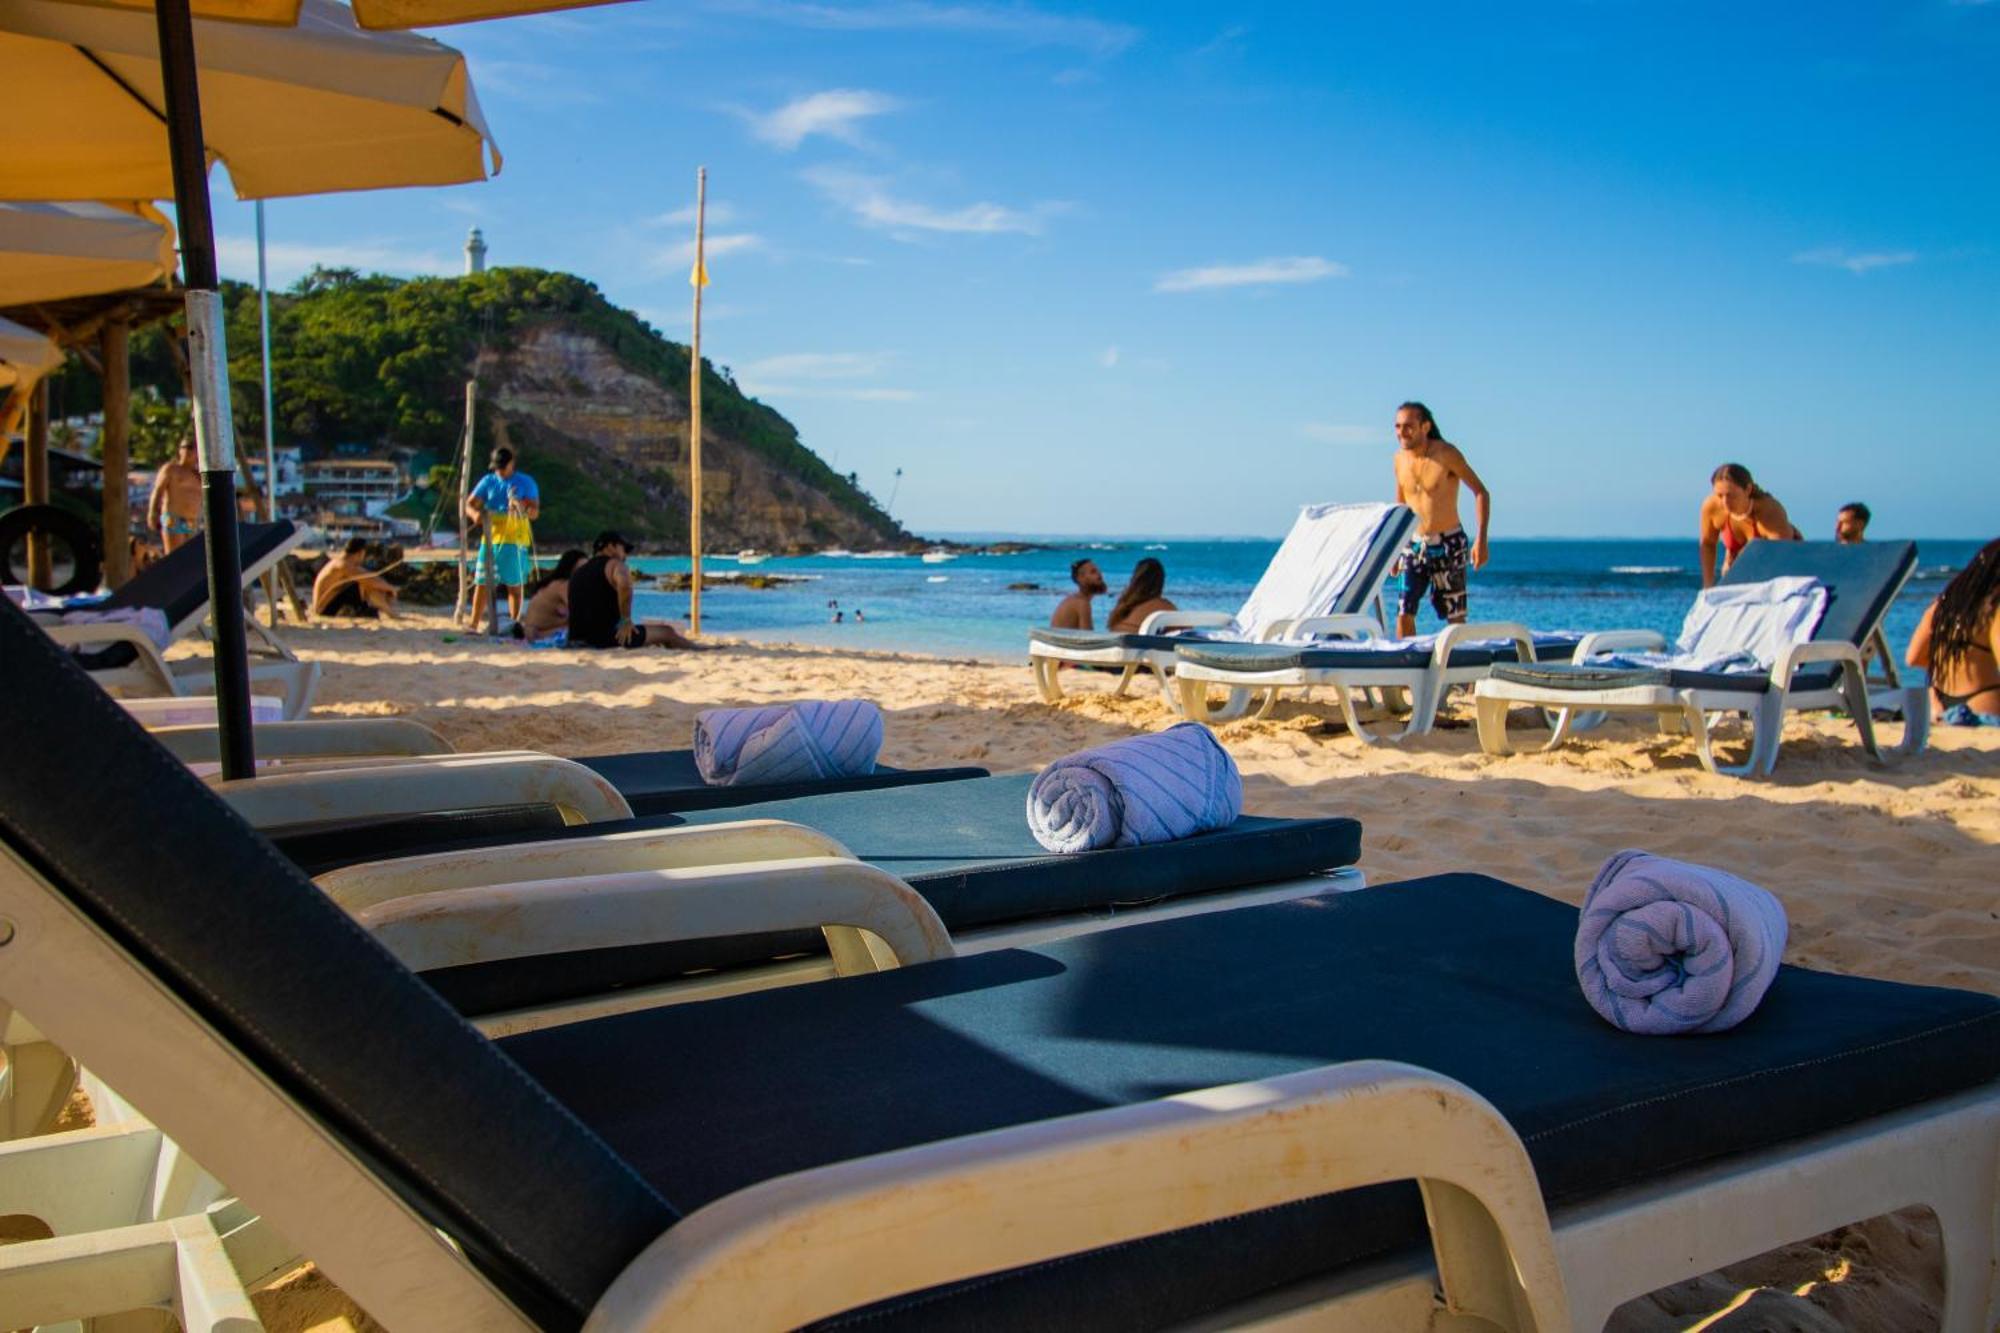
[154,0,255,781]
[257,201,280,628]
[688,166,706,635]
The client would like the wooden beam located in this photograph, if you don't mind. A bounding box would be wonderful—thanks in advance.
[100,319,133,588]
[25,380,51,590]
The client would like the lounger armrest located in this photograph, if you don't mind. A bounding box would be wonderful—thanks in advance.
[151,717,452,765]
[589,1060,1568,1332]
[1435,620,1534,668]
[1280,613,1382,643]
[357,856,954,973]
[1136,610,1234,635]
[213,753,633,830]
[1574,629,1669,661]
[315,819,858,913]
[1770,640,1865,688]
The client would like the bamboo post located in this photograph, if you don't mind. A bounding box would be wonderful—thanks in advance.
[455,379,475,621]
[99,319,132,588]
[257,201,280,626]
[24,380,51,590]
[481,509,499,636]
[688,166,706,635]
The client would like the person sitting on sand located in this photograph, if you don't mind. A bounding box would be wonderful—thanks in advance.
[1050,558,1106,630]
[312,538,397,619]
[567,531,708,650]
[1106,557,1178,632]
[1699,463,1801,587]
[1905,536,2000,725]
[1836,501,1871,544]
[510,549,585,640]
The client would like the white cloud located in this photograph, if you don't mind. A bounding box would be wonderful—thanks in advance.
[804,167,1062,237]
[655,201,740,227]
[1154,256,1347,292]
[746,89,903,150]
[1098,345,1120,368]
[652,232,764,273]
[703,0,1138,56]
[215,236,458,286]
[739,351,889,381]
[1791,246,1917,275]
[1299,422,1381,445]
[464,57,605,107]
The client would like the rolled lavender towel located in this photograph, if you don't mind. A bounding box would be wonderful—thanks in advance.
[1575,849,1788,1035]
[692,700,883,787]
[1027,722,1243,854]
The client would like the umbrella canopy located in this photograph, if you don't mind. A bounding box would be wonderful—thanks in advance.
[0,0,500,201]
[62,0,627,29]
[0,315,63,390]
[0,201,175,306]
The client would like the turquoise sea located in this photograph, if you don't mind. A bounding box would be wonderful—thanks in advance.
[625,537,1981,671]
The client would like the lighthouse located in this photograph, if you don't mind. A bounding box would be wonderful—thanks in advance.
[464,226,487,275]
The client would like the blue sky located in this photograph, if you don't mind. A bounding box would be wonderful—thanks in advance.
[206,0,2000,539]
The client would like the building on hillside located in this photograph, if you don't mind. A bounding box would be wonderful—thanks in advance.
[244,445,304,509]
[302,457,403,516]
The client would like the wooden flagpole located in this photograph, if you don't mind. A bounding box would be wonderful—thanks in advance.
[688,167,707,635]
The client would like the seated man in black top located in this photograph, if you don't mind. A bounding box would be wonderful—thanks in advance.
[567,530,708,650]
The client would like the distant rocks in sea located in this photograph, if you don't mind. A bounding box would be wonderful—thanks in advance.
[654,571,808,591]
[1006,581,1046,592]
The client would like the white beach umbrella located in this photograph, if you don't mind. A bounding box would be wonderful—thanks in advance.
[0,201,176,306]
[0,0,501,201]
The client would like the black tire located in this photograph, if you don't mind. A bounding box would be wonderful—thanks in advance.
[0,504,102,597]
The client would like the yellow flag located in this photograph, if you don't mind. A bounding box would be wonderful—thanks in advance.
[690,260,709,289]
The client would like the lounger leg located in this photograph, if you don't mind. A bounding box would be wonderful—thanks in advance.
[1894,686,1931,758]
[1178,678,1217,724]
[1934,1160,2000,1332]
[1250,688,1281,720]
[1111,664,1139,698]
[1475,692,1516,755]
[1836,665,1884,764]
[1030,656,1066,704]
[1682,695,1724,776]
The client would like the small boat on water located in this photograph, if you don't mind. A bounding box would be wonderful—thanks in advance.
[735,549,768,565]
[920,549,956,564]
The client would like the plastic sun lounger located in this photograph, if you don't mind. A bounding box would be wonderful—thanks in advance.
[1,607,1996,1332]
[1027,502,1416,712]
[30,520,320,718]
[299,773,1365,1028]
[1173,619,1586,741]
[1473,541,1932,777]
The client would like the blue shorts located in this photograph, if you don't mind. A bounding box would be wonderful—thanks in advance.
[475,541,533,588]
[1399,530,1471,622]
[1941,703,2000,728]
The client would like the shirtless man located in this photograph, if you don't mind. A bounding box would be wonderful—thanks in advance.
[567,531,707,650]
[146,437,203,553]
[1391,401,1491,637]
[311,538,398,618]
[1050,559,1106,630]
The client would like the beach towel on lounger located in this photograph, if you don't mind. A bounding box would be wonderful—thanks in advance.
[1594,576,1827,676]
[1027,722,1243,853]
[692,700,883,787]
[1575,849,1788,1035]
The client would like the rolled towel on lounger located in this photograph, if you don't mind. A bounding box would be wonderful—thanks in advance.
[1027,722,1243,854]
[692,700,883,787]
[1576,849,1788,1035]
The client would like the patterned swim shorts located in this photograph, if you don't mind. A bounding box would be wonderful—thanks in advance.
[1399,529,1471,622]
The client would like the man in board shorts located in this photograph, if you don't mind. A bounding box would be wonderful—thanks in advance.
[1390,401,1492,636]
[463,445,540,628]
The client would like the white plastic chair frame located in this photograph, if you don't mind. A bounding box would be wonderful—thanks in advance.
[1177,619,1540,744]
[43,620,322,720]
[1029,608,1234,712]
[1473,631,1931,777]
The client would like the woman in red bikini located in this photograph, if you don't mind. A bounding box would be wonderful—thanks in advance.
[1698,463,1801,588]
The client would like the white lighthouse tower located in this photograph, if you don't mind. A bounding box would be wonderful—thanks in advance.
[464,226,487,275]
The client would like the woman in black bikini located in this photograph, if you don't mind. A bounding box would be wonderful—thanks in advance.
[1906,536,2000,724]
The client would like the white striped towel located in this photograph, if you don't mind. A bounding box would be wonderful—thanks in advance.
[1027,722,1243,854]
[1575,849,1789,1035]
[692,700,884,787]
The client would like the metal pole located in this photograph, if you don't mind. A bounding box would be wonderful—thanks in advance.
[455,379,474,620]
[256,201,281,627]
[24,381,50,591]
[100,320,132,588]
[155,0,254,780]
[687,166,706,635]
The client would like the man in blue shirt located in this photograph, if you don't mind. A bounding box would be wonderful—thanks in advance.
[463,446,541,627]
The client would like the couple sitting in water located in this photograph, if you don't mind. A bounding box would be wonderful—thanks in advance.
[1050,556,1176,633]
[512,531,708,650]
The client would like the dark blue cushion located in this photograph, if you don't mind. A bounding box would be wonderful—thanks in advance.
[413,775,1362,1015]
[0,599,672,1331]
[1177,640,1495,672]
[574,749,988,816]
[499,873,2000,1331]
[1724,540,1915,649]
[1027,627,1190,653]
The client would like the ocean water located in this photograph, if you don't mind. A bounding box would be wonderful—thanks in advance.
[626,537,1981,671]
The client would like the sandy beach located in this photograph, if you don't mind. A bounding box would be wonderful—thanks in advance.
[205,614,1999,1330]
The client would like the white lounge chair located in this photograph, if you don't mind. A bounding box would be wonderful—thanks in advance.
[1028,502,1415,711]
[2,601,1996,1332]
[1474,541,1930,777]
[29,520,319,718]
